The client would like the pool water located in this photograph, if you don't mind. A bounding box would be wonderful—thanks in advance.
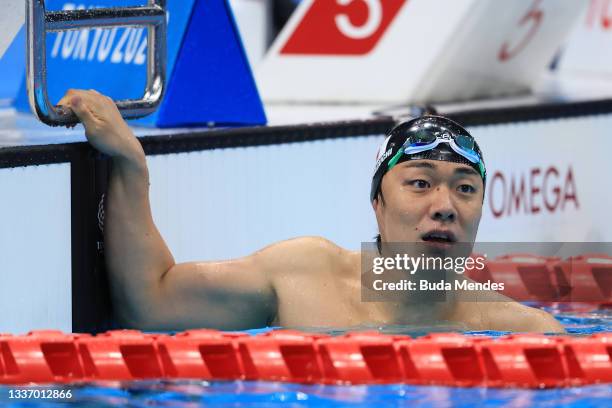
[6,380,608,407]
[1,305,610,407]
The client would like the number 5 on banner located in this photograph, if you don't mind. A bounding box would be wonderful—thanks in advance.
[280,0,406,55]
[334,0,382,39]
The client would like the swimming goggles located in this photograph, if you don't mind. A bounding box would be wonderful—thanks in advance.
[386,125,486,179]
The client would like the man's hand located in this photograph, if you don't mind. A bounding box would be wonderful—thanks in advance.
[58,89,143,162]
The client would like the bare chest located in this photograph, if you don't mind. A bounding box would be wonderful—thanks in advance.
[271,263,394,328]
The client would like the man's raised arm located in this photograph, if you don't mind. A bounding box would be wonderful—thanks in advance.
[58,90,277,331]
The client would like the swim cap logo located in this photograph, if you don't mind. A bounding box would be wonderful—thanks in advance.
[374,147,393,174]
[281,0,408,55]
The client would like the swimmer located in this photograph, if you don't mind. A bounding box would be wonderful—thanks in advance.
[57,89,564,333]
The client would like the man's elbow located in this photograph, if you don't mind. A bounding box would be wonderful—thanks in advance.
[109,270,172,331]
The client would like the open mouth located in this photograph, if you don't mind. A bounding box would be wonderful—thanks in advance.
[420,230,457,245]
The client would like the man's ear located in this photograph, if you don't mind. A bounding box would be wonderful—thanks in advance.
[372,194,385,226]
[372,197,379,212]
[373,196,386,243]
[372,188,385,210]
[372,194,385,213]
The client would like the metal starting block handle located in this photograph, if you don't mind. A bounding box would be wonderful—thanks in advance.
[26,0,167,126]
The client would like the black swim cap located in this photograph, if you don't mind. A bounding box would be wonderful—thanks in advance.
[370,115,486,202]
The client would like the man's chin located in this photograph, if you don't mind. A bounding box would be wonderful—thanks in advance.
[417,241,453,257]
[416,241,472,258]
[377,240,474,259]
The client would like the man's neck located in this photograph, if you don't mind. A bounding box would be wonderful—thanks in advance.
[361,248,462,323]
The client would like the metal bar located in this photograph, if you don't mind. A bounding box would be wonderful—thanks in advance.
[26,0,167,127]
[26,0,50,125]
[46,6,165,32]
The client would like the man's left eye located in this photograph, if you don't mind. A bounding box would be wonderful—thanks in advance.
[458,184,476,194]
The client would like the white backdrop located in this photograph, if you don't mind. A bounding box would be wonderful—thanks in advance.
[0,163,72,333]
[474,115,608,242]
[148,136,380,261]
[148,113,612,264]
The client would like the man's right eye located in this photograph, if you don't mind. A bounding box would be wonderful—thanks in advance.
[408,179,430,189]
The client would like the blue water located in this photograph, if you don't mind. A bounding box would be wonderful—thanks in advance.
[1,305,610,407]
[2,381,609,407]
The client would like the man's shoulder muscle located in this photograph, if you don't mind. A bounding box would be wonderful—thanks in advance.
[483,301,565,333]
[253,236,351,277]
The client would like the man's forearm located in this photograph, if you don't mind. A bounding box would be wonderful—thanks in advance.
[105,146,175,326]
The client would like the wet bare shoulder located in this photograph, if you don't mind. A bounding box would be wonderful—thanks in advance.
[482,300,565,333]
[252,236,351,278]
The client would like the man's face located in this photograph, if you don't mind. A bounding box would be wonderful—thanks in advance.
[373,159,484,252]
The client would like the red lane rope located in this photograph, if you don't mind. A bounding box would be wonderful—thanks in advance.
[466,253,612,303]
[0,330,610,388]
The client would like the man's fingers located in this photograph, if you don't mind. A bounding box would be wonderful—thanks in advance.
[58,89,87,113]
[68,95,96,128]
[57,93,75,109]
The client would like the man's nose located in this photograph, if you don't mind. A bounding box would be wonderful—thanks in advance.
[430,186,457,223]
